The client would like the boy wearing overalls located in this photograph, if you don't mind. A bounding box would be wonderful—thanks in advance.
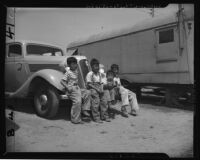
[86,59,111,123]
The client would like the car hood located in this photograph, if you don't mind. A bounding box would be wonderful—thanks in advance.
[24,55,67,64]
[24,56,67,73]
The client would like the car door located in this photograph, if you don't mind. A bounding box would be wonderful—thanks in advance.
[5,43,16,92]
[5,43,29,92]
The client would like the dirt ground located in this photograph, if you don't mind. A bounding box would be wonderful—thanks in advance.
[5,95,193,157]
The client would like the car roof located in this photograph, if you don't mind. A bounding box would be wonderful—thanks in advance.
[6,40,64,50]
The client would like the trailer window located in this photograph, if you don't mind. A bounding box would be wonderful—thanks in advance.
[159,29,174,44]
[155,26,178,62]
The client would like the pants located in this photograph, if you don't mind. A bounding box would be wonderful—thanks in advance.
[67,86,91,123]
[81,89,91,111]
[90,89,109,121]
[67,86,82,123]
[110,86,139,112]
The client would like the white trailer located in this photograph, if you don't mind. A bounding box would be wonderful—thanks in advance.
[67,5,194,105]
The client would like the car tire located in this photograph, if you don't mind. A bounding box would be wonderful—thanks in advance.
[34,84,59,119]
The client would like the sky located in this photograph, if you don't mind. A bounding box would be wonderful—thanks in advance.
[8,4,179,53]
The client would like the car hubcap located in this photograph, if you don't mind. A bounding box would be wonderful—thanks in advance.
[39,94,48,106]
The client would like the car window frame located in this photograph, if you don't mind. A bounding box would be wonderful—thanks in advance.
[7,42,23,58]
[25,43,64,56]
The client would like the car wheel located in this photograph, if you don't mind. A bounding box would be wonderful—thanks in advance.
[34,85,59,118]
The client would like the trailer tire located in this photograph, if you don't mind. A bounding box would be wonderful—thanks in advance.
[33,84,59,119]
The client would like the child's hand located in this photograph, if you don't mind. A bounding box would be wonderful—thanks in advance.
[107,82,113,86]
[99,90,104,96]
[97,88,103,94]
[111,85,117,90]
[66,86,73,93]
[97,86,104,95]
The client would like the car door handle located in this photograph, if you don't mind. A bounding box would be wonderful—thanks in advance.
[16,63,22,71]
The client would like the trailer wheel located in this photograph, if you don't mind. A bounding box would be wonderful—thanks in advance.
[33,84,59,119]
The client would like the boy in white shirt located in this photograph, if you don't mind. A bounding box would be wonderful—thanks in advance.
[110,64,140,117]
[86,59,111,123]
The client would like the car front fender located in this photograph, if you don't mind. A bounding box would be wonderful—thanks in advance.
[32,69,65,90]
[8,69,65,98]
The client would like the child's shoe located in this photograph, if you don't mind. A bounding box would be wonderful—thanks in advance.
[130,110,137,116]
[72,120,84,124]
[121,106,129,118]
[94,119,103,123]
[101,117,111,122]
[82,110,90,117]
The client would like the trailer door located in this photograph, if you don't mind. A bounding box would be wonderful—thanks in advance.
[155,25,178,62]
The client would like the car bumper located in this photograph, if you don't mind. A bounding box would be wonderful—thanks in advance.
[60,94,69,100]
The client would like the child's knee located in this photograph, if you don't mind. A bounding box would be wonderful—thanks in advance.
[103,90,110,96]
[128,91,136,98]
[132,92,137,98]
[120,87,128,95]
[86,90,91,96]
[75,99,82,106]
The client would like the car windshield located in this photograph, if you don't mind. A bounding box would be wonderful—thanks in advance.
[79,59,90,82]
[26,44,63,56]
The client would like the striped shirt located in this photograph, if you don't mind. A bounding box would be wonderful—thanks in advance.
[62,67,78,87]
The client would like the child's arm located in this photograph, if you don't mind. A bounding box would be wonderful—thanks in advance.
[103,83,117,90]
[60,79,72,93]
[86,72,102,93]
[87,82,102,93]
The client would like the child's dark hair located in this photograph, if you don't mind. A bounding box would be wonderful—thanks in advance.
[67,57,77,66]
[106,70,115,77]
[111,64,119,70]
[90,58,99,67]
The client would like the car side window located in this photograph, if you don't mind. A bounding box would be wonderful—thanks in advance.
[26,44,63,56]
[8,44,22,57]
